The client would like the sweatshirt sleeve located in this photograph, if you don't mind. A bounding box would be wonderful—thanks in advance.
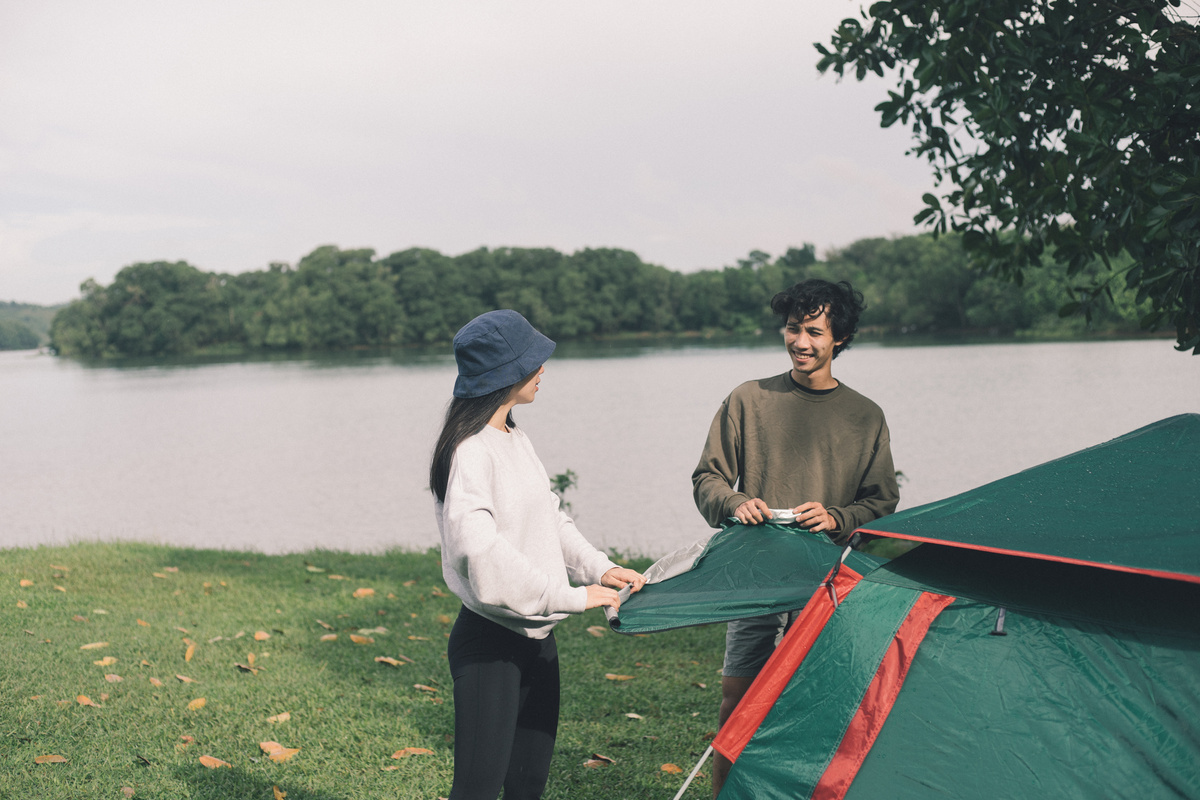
[441,444,588,617]
[827,417,901,542]
[692,397,750,528]
[547,487,619,586]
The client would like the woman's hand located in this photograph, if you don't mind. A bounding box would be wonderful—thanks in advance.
[585,584,622,610]
[601,567,646,593]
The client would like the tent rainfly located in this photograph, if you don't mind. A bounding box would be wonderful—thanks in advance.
[613,414,1200,799]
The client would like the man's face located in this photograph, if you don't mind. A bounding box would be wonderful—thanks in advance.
[783,309,843,385]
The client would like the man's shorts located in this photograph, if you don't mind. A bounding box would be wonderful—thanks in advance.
[722,609,803,678]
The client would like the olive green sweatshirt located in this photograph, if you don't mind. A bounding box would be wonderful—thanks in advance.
[691,373,899,543]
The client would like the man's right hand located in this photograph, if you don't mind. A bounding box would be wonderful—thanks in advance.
[733,498,773,525]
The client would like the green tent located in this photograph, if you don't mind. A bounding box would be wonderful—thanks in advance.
[618,414,1200,799]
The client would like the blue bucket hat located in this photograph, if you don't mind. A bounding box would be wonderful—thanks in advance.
[452,310,556,398]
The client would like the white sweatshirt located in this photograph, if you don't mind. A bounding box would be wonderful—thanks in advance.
[435,425,617,639]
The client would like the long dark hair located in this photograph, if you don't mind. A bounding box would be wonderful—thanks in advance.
[429,385,514,503]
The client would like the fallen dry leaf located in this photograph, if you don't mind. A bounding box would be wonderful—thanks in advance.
[149,677,164,687]
[246,652,256,666]
[375,656,407,667]
[402,579,417,587]
[73,614,87,622]
[626,712,643,720]
[180,735,195,745]
[306,565,325,573]
[54,585,67,592]
[319,633,337,642]
[350,634,374,645]
[586,626,607,638]
[16,600,28,609]
[693,682,708,689]
[153,573,168,579]
[315,619,334,630]
[661,763,683,774]
[187,697,206,711]
[352,587,375,598]
[585,753,615,767]
[382,765,399,771]
[274,786,287,800]
[137,619,150,627]
[93,656,118,666]
[80,641,108,650]
[234,663,259,674]
[407,635,430,641]
[104,674,123,683]
[34,754,68,764]
[164,566,179,573]
[267,711,291,724]
[121,787,135,798]
[175,674,196,683]
[254,631,270,641]
[604,674,635,681]
[327,574,348,581]
[392,747,435,758]
[259,741,300,762]
[198,755,231,769]
[430,587,450,597]
[414,684,438,693]
[100,693,110,701]
[184,644,195,662]
[19,579,34,587]
[77,695,100,707]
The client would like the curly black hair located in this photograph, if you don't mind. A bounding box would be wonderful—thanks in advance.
[769,279,865,358]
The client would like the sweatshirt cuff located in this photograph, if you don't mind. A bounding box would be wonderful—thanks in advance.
[561,584,589,614]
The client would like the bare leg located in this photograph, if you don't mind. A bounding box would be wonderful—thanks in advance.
[712,675,754,798]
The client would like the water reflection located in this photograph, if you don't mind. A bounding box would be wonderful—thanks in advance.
[2,339,1196,557]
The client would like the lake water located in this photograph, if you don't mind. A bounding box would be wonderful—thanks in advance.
[3,338,1197,557]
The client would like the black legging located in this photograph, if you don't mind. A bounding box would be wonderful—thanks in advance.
[447,606,560,800]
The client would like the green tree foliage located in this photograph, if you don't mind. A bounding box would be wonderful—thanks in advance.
[48,237,1148,357]
[0,301,61,348]
[0,318,39,350]
[816,0,1200,352]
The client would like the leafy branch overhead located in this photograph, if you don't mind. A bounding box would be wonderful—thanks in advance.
[817,0,1200,353]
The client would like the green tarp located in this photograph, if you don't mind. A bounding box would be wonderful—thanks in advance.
[857,414,1200,583]
[723,543,1200,799]
[611,524,884,635]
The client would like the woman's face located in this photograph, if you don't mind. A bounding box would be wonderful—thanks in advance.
[509,364,544,406]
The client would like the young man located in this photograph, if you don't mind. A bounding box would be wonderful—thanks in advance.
[691,279,900,796]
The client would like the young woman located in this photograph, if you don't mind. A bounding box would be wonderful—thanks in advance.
[430,309,645,800]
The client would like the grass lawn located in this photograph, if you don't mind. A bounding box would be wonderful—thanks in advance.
[3,543,725,799]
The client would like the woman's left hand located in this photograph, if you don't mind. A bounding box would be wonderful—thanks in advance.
[602,567,646,593]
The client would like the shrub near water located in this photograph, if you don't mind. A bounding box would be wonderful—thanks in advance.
[3,543,724,799]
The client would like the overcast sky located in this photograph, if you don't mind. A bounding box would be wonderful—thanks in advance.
[1,1,935,305]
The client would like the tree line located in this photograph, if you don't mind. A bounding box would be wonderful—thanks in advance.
[48,235,1150,357]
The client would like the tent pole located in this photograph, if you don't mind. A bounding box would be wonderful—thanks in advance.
[672,744,714,800]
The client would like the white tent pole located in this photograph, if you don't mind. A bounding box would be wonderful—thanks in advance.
[671,744,714,800]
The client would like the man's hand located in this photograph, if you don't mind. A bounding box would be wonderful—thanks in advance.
[793,501,838,534]
[601,567,646,593]
[733,498,773,525]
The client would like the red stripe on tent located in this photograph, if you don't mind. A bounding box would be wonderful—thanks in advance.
[713,565,865,763]
[811,591,956,800]
[853,529,1200,586]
